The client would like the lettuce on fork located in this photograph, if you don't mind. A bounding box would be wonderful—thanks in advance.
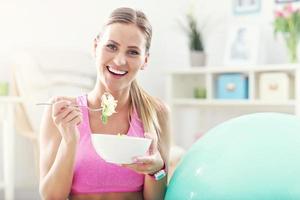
[101,92,117,124]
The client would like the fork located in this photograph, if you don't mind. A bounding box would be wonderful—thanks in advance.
[36,102,103,112]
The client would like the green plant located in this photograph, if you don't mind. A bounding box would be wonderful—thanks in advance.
[180,8,204,52]
[274,4,300,62]
[186,12,204,51]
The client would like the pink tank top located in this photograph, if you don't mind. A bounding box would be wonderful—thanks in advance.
[70,95,145,194]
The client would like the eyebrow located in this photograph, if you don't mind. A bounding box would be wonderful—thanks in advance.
[108,40,141,51]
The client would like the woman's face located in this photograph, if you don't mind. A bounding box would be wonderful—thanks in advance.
[94,23,148,92]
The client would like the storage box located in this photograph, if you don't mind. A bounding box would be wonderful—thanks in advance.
[259,72,291,100]
[216,73,248,99]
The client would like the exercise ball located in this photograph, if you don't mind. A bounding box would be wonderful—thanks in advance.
[165,113,300,200]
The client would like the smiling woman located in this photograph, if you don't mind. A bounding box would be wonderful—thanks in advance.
[39,7,170,200]
[95,22,149,91]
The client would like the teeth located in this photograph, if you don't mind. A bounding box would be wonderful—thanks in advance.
[108,66,127,75]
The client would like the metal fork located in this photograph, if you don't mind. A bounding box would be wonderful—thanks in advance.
[36,102,103,112]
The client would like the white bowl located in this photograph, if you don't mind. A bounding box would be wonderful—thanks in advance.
[91,134,152,164]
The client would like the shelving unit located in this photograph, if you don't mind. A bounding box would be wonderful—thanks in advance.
[166,64,299,148]
[0,96,24,200]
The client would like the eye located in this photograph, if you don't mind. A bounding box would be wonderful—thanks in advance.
[106,44,117,51]
[128,50,140,56]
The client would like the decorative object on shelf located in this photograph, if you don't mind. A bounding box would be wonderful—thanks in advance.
[259,72,292,100]
[274,3,300,63]
[216,73,248,99]
[190,51,206,67]
[224,24,259,66]
[180,5,206,67]
[233,0,261,15]
[0,81,9,96]
[193,87,206,99]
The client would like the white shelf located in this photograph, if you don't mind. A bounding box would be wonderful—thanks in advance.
[0,100,18,200]
[166,64,298,74]
[0,96,24,103]
[166,64,299,104]
[172,98,296,107]
[166,64,300,148]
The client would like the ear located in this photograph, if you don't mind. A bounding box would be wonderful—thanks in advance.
[93,34,101,57]
[140,53,149,70]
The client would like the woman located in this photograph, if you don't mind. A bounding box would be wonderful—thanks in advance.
[39,7,170,200]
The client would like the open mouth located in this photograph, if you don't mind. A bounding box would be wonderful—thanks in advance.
[107,66,128,76]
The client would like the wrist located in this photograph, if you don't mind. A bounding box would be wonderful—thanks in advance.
[148,163,167,181]
[62,132,79,146]
[61,127,80,144]
[149,163,165,175]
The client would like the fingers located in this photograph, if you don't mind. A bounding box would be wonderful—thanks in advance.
[61,107,80,121]
[51,96,77,115]
[70,114,83,126]
[122,162,153,174]
[144,132,157,154]
[122,143,165,175]
[121,155,158,174]
[52,100,82,127]
[52,100,72,117]
[62,109,82,124]
[53,107,72,122]
[133,156,155,164]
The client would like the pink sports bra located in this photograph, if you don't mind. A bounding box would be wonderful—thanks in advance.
[70,95,145,195]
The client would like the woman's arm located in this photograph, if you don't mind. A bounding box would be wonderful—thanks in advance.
[39,96,82,200]
[143,102,171,200]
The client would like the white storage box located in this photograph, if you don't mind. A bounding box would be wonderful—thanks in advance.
[259,72,292,101]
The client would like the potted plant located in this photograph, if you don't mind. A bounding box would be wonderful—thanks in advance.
[182,10,206,66]
[274,4,300,63]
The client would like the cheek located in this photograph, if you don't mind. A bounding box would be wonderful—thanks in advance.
[128,58,144,70]
[96,48,112,65]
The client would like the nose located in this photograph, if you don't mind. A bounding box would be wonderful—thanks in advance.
[113,52,127,66]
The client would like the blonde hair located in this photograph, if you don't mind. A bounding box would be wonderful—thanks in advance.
[105,7,152,53]
[105,7,166,159]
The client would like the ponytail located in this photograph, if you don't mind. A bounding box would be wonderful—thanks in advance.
[130,80,167,159]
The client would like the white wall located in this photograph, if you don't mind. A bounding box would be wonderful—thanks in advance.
[0,0,192,98]
[1,0,294,96]
[0,0,295,197]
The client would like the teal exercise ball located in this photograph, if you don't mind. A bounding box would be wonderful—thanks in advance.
[166,113,300,200]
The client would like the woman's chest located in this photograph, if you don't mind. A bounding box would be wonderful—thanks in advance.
[89,112,130,135]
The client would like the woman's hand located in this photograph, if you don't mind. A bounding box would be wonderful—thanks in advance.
[51,97,83,143]
[122,132,164,175]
